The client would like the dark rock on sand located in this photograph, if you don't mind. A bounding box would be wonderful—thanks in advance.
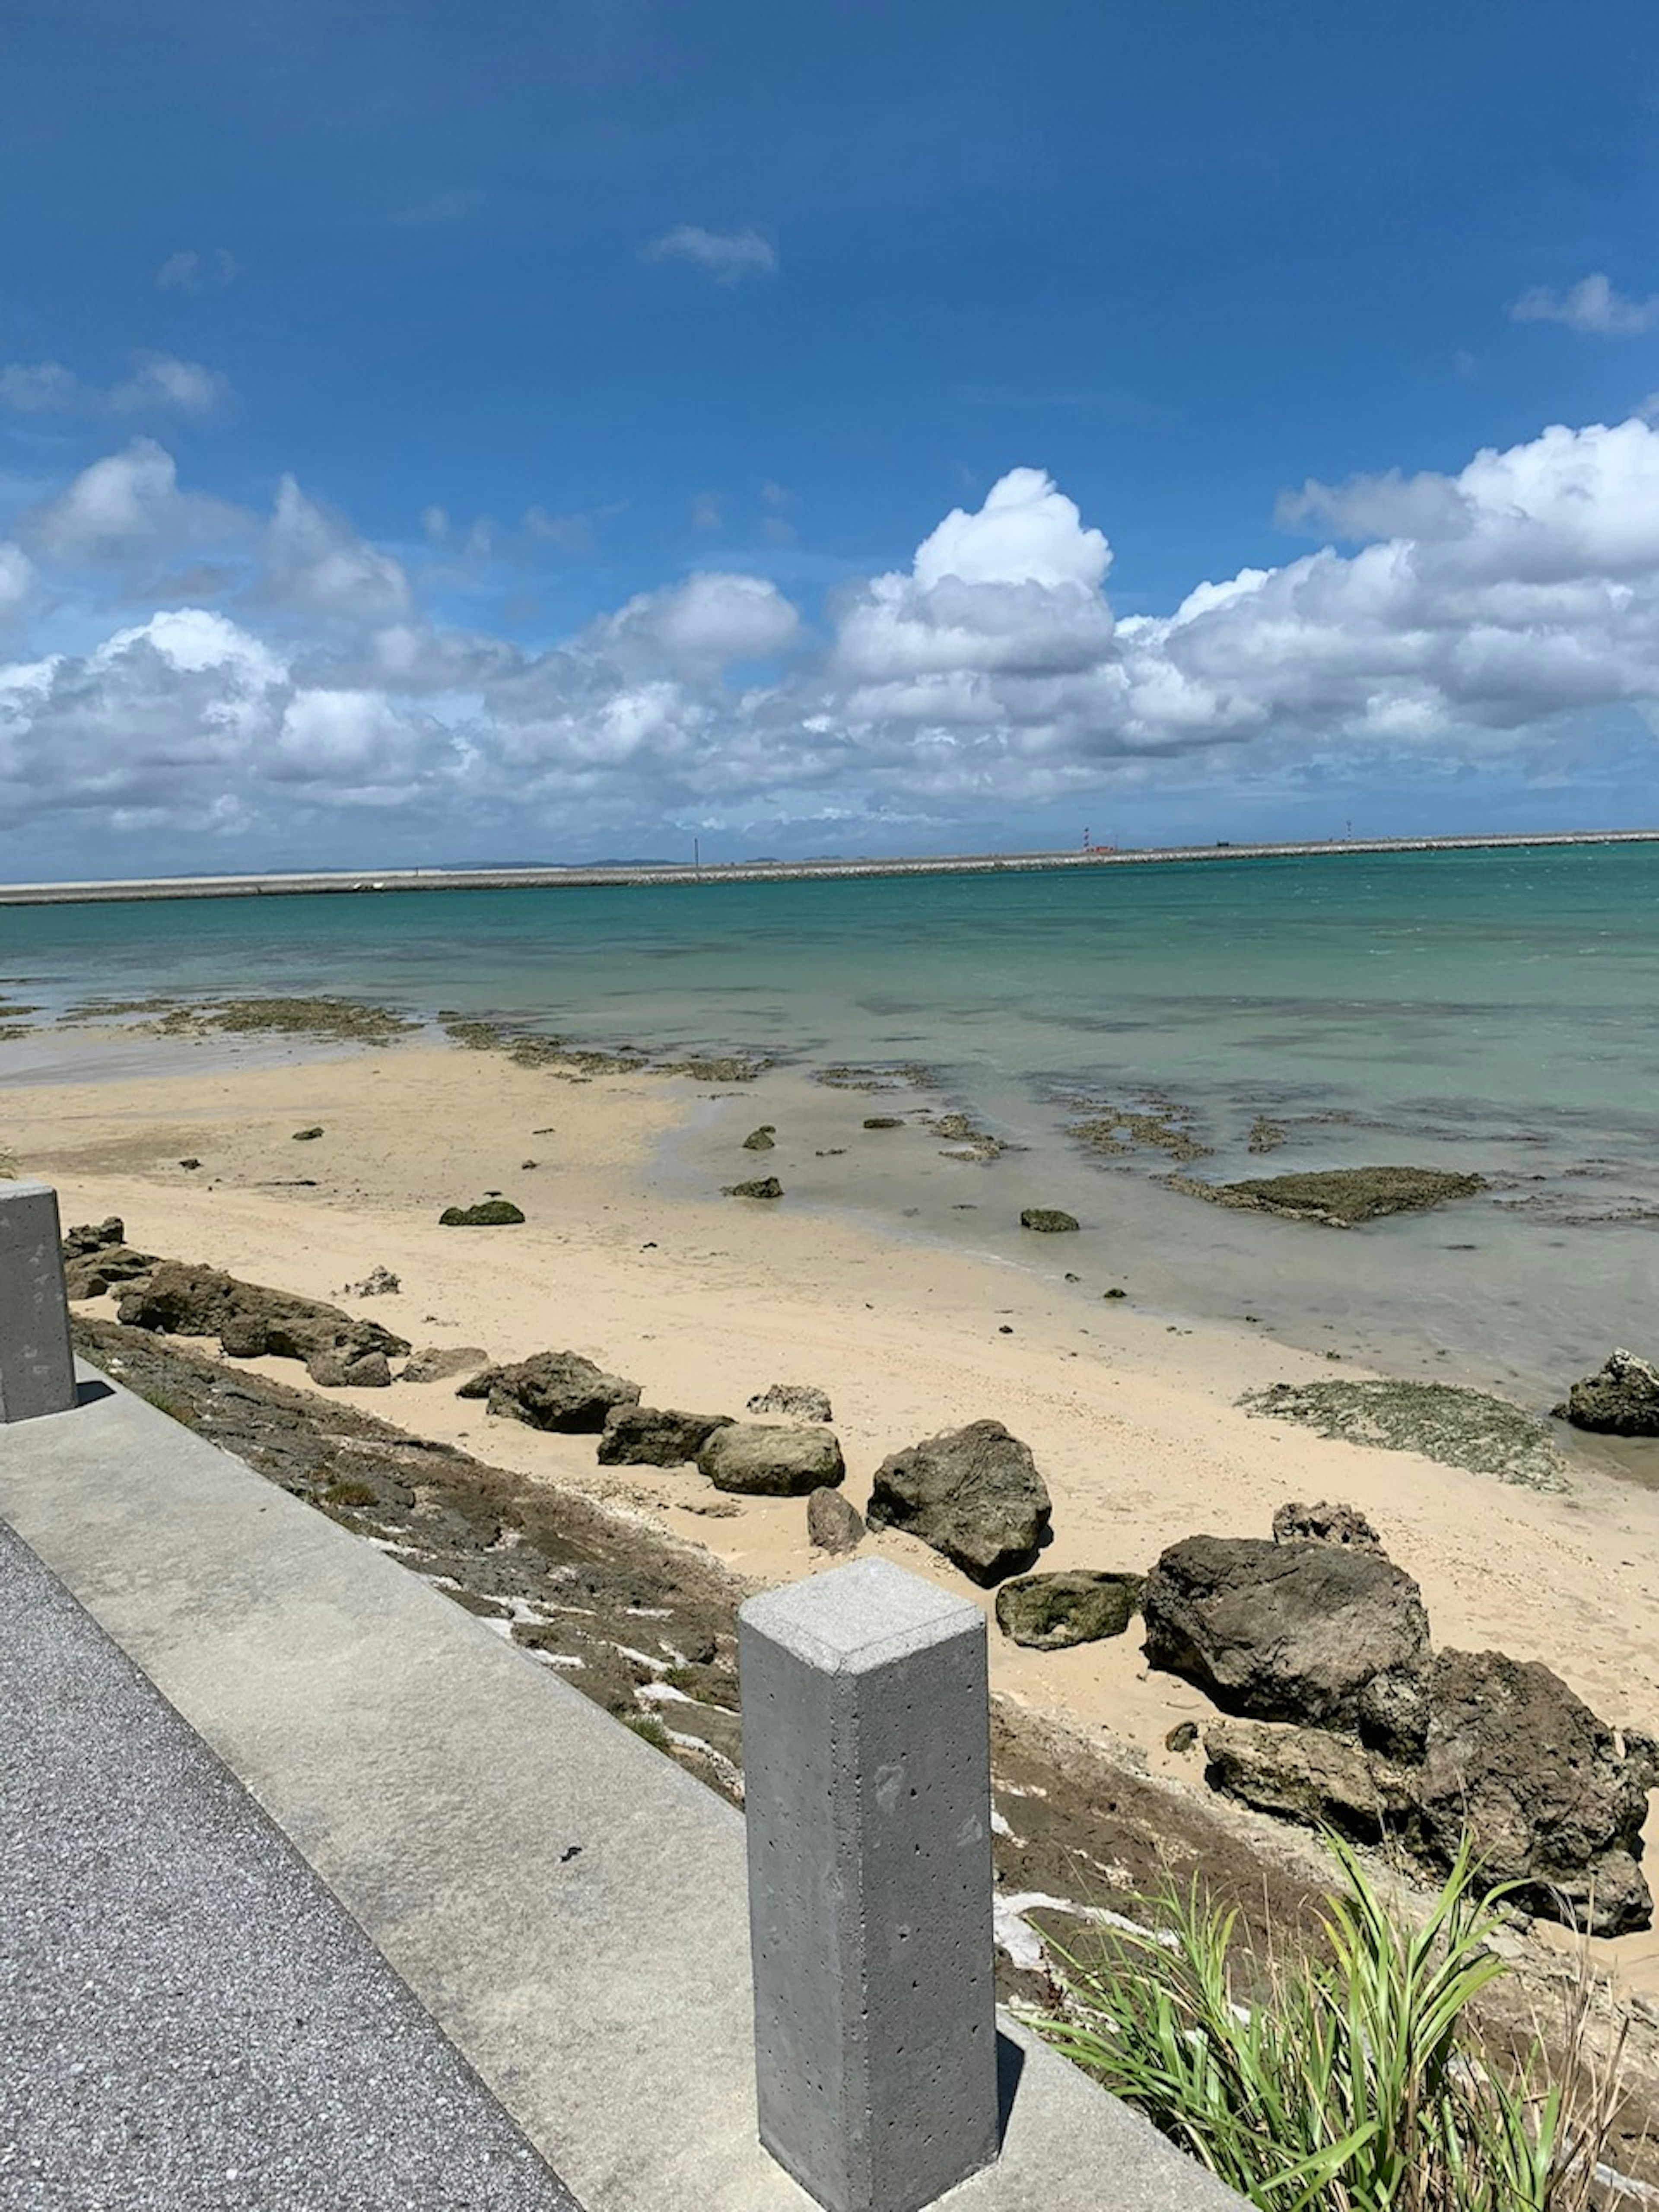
[807,1486,865,1553]
[741,1126,776,1151]
[722,1176,782,1200]
[63,1217,127,1260]
[1205,1648,1653,1937]
[398,1344,490,1384]
[862,1116,903,1130]
[1271,1500,1384,1552]
[457,1351,642,1432]
[995,1570,1143,1649]
[345,1266,400,1297]
[1166,1164,1487,1227]
[439,1199,526,1226]
[1020,1208,1080,1234]
[866,1420,1052,1586]
[1554,1348,1659,1437]
[292,1125,324,1141]
[597,1405,734,1468]
[1242,1378,1567,1490]
[747,1382,833,1422]
[1142,1534,1432,1760]
[699,1423,845,1496]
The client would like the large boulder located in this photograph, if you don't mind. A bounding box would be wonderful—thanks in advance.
[699,1424,845,1497]
[1554,1348,1659,1437]
[995,1570,1143,1649]
[456,1352,641,1432]
[1409,1649,1651,1936]
[597,1405,734,1467]
[1203,1651,1653,1937]
[118,1261,244,1338]
[1142,1535,1432,1759]
[865,1420,1052,1586]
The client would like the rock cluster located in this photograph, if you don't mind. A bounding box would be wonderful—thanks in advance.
[1141,1526,1652,1934]
[1167,1165,1487,1227]
[116,1260,409,1387]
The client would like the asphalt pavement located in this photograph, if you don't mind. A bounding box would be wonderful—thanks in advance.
[0,1517,583,2212]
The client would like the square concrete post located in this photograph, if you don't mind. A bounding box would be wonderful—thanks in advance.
[739,1558,998,2212]
[0,1181,77,1424]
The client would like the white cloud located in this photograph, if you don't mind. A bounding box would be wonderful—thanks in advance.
[21,440,250,564]
[0,543,34,616]
[263,476,410,624]
[157,248,237,292]
[11,424,1659,855]
[0,353,227,419]
[640,225,778,285]
[1511,272,1659,337]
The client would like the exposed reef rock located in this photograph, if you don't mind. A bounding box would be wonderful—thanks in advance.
[721,1176,782,1200]
[741,1126,776,1151]
[397,1344,489,1384]
[116,1261,409,1388]
[61,1217,156,1301]
[746,1382,833,1422]
[1242,1378,1567,1490]
[1205,1646,1654,1937]
[1554,1348,1659,1437]
[1165,1164,1487,1227]
[1271,1499,1384,1551]
[1067,1103,1210,1163]
[457,1351,641,1432]
[995,1570,1143,1649]
[866,1419,1052,1586]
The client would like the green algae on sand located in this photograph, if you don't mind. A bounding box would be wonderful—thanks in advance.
[1167,1164,1487,1227]
[1240,1377,1568,1490]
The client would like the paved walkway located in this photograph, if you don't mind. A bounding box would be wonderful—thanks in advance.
[0,1519,582,2212]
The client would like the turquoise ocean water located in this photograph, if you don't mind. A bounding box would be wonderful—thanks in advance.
[6,844,1659,1426]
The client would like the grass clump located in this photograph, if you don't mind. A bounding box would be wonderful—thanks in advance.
[1039,1836,1625,2212]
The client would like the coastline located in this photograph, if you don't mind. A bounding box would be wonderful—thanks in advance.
[3,824,1659,905]
[10,1031,1659,1939]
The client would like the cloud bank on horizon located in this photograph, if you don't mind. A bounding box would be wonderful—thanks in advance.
[4,411,1659,870]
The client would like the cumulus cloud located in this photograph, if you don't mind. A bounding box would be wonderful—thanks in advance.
[0,352,228,418]
[20,440,250,565]
[0,543,33,617]
[157,248,238,292]
[640,225,777,285]
[1511,272,1659,336]
[10,423,1659,857]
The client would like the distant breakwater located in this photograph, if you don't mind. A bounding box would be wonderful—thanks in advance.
[4,827,1659,906]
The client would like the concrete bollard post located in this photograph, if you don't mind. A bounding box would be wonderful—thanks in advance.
[0,1181,77,1424]
[739,1557,998,2212]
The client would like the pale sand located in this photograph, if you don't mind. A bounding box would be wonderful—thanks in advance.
[12,1036,1659,1979]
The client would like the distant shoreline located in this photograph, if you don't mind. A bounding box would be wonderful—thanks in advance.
[3,826,1658,906]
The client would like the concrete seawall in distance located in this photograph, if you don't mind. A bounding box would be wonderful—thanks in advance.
[1,827,1657,905]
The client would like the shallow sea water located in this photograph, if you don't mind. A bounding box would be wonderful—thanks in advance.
[5,843,1659,1420]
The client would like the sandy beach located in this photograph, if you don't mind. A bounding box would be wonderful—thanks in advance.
[11,1033,1659,1853]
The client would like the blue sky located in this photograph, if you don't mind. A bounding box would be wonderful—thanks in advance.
[3,0,1659,876]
